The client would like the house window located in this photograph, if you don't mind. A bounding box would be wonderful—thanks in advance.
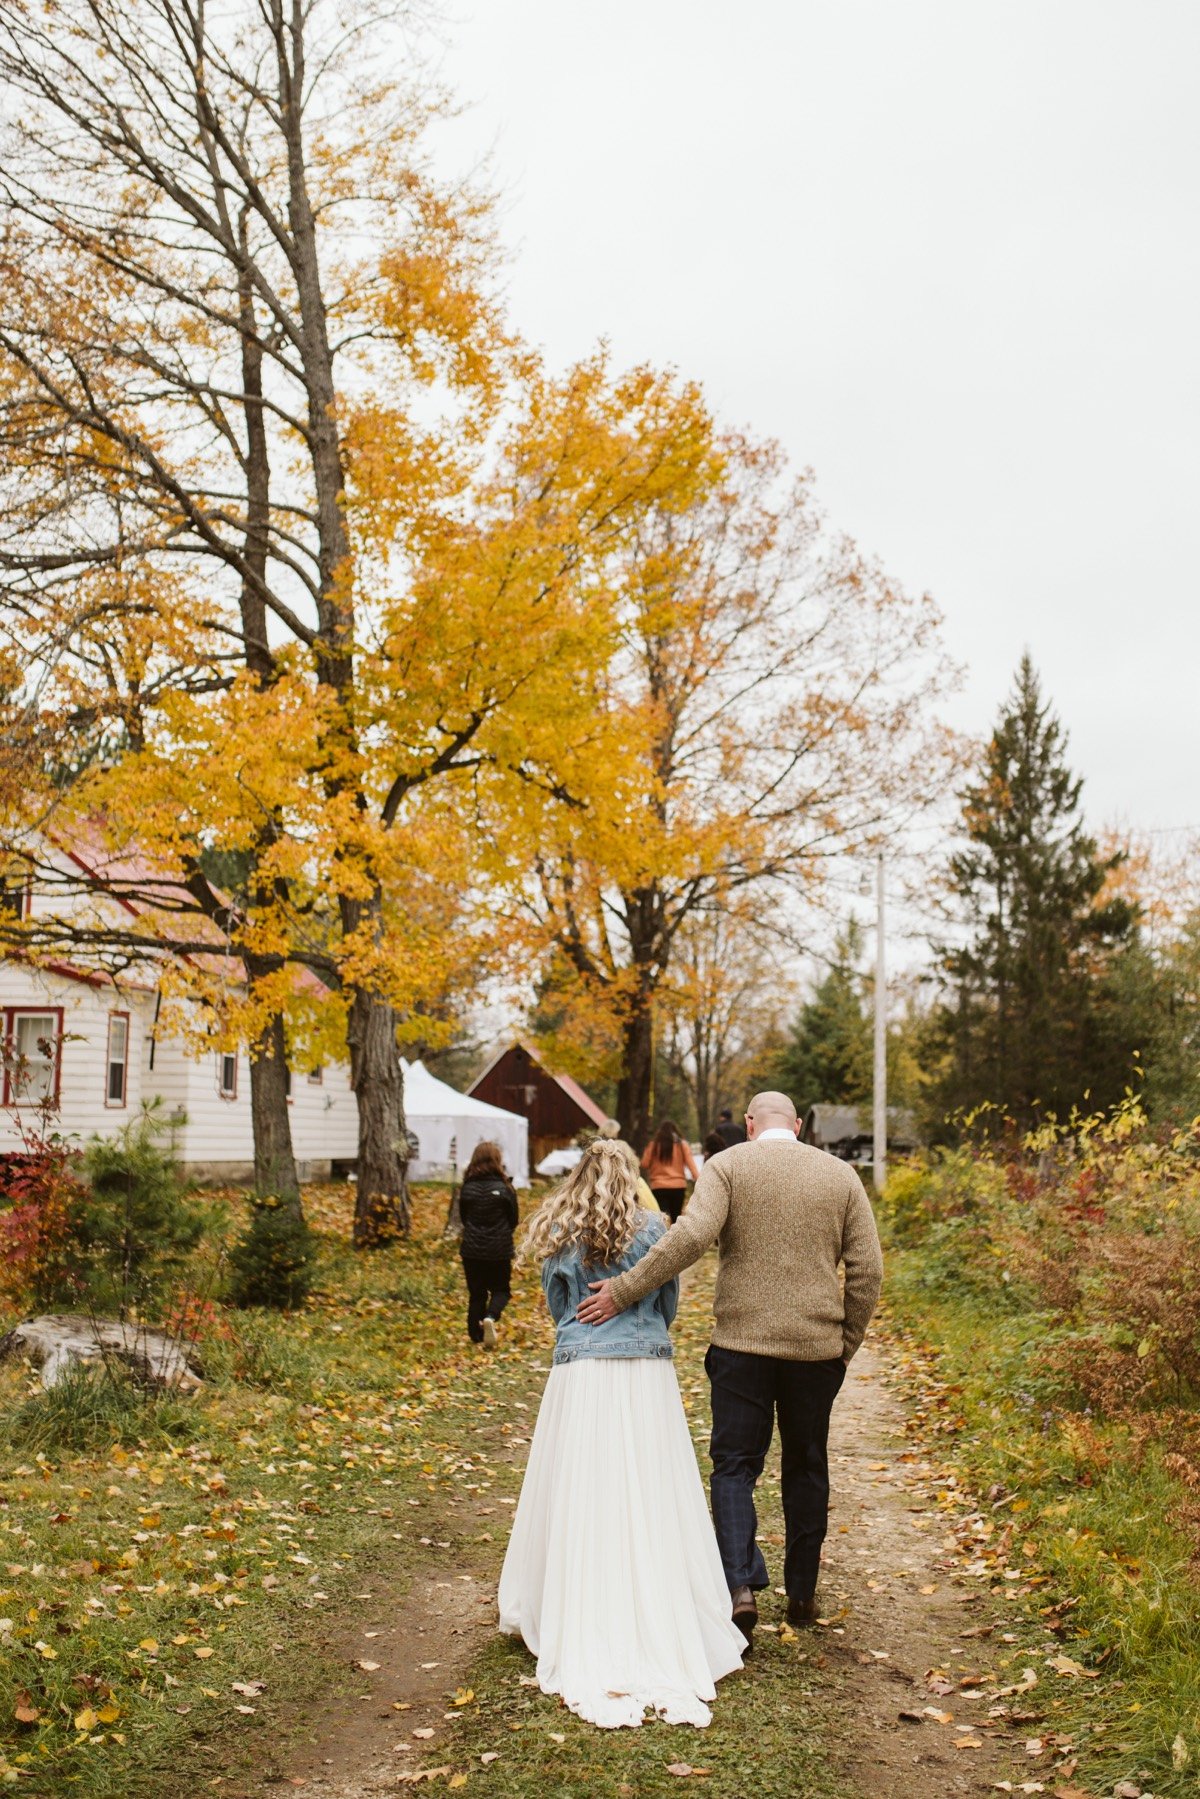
[0,874,29,919]
[106,1012,129,1107]
[3,1008,62,1106]
[307,1066,324,1086]
[217,1050,238,1100]
[284,1065,293,1102]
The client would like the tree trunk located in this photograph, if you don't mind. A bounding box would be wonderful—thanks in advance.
[237,231,302,1214]
[247,1007,301,1210]
[347,982,410,1246]
[273,2,401,1238]
[616,993,655,1150]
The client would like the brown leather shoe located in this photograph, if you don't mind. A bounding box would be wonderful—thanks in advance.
[786,1593,818,1627]
[731,1585,757,1651]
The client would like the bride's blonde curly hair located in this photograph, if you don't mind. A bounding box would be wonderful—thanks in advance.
[521,1139,643,1268]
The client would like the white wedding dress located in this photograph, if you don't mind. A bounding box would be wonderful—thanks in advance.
[497,1356,746,1729]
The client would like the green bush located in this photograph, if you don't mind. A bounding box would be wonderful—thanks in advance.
[879,1148,1009,1246]
[226,1197,316,1309]
[81,1111,205,1313]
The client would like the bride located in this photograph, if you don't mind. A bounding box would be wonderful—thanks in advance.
[497,1139,745,1729]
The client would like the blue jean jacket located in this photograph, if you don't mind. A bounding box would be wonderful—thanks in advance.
[542,1213,678,1365]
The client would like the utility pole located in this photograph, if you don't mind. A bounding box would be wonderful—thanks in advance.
[873,852,887,1194]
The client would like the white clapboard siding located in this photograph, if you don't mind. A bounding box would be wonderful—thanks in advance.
[166,1045,359,1178]
[0,964,359,1176]
[286,1062,360,1172]
[0,966,156,1152]
[5,834,528,1182]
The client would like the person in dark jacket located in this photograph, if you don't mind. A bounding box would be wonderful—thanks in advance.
[712,1108,747,1149]
[458,1140,519,1348]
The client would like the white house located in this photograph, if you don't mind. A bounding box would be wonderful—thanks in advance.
[0,958,363,1183]
[1,835,527,1185]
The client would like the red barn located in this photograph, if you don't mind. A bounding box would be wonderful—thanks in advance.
[468,1042,608,1168]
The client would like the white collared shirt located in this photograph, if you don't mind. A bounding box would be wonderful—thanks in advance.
[755,1126,797,1141]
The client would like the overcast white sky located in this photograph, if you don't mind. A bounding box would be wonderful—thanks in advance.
[438,0,1200,839]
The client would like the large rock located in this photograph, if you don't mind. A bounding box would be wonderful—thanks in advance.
[0,1314,203,1392]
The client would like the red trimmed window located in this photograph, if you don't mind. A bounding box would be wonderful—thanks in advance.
[0,867,31,920]
[105,1012,129,1107]
[3,1008,63,1106]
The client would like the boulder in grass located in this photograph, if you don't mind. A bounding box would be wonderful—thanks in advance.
[0,1314,203,1392]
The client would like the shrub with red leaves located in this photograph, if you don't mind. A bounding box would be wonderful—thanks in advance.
[0,1128,89,1311]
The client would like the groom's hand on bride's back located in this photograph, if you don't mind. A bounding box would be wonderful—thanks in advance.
[578,1279,618,1324]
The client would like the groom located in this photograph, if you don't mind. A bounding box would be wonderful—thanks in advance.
[578,1090,883,1647]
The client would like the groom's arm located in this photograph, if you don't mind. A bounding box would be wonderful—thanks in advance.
[591,1162,732,1317]
[840,1171,884,1361]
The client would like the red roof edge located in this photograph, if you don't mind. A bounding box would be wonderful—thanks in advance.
[552,1071,609,1129]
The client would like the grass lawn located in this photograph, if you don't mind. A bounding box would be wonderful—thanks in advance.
[0,1185,853,1798]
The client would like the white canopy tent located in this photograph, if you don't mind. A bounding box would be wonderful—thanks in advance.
[402,1058,530,1188]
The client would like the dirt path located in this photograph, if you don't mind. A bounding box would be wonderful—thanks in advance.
[274,1331,1050,1798]
[279,1562,493,1796]
[818,1342,1027,1795]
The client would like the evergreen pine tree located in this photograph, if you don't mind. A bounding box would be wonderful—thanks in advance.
[932,654,1135,1127]
[773,922,873,1111]
[81,1111,205,1315]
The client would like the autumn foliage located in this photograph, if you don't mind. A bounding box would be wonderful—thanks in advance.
[0,1132,89,1312]
[0,0,957,1237]
[883,1099,1200,1420]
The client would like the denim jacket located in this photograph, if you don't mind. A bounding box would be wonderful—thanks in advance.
[542,1212,678,1365]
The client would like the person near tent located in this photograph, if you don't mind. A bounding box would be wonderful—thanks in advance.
[458,1140,519,1348]
[597,1117,659,1212]
[640,1119,700,1222]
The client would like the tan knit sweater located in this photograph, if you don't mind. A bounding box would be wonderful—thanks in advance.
[608,1137,884,1362]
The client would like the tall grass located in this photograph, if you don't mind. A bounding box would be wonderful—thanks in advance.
[5,1362,197,1452]
[881,1101,1200,1794]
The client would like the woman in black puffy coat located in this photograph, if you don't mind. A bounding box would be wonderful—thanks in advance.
[458,1140,519,1348]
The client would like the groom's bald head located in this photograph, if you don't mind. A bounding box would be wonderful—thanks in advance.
[746,1091,799,1137]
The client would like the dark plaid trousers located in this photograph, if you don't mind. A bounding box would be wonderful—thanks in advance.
[705,1343,846,1600]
